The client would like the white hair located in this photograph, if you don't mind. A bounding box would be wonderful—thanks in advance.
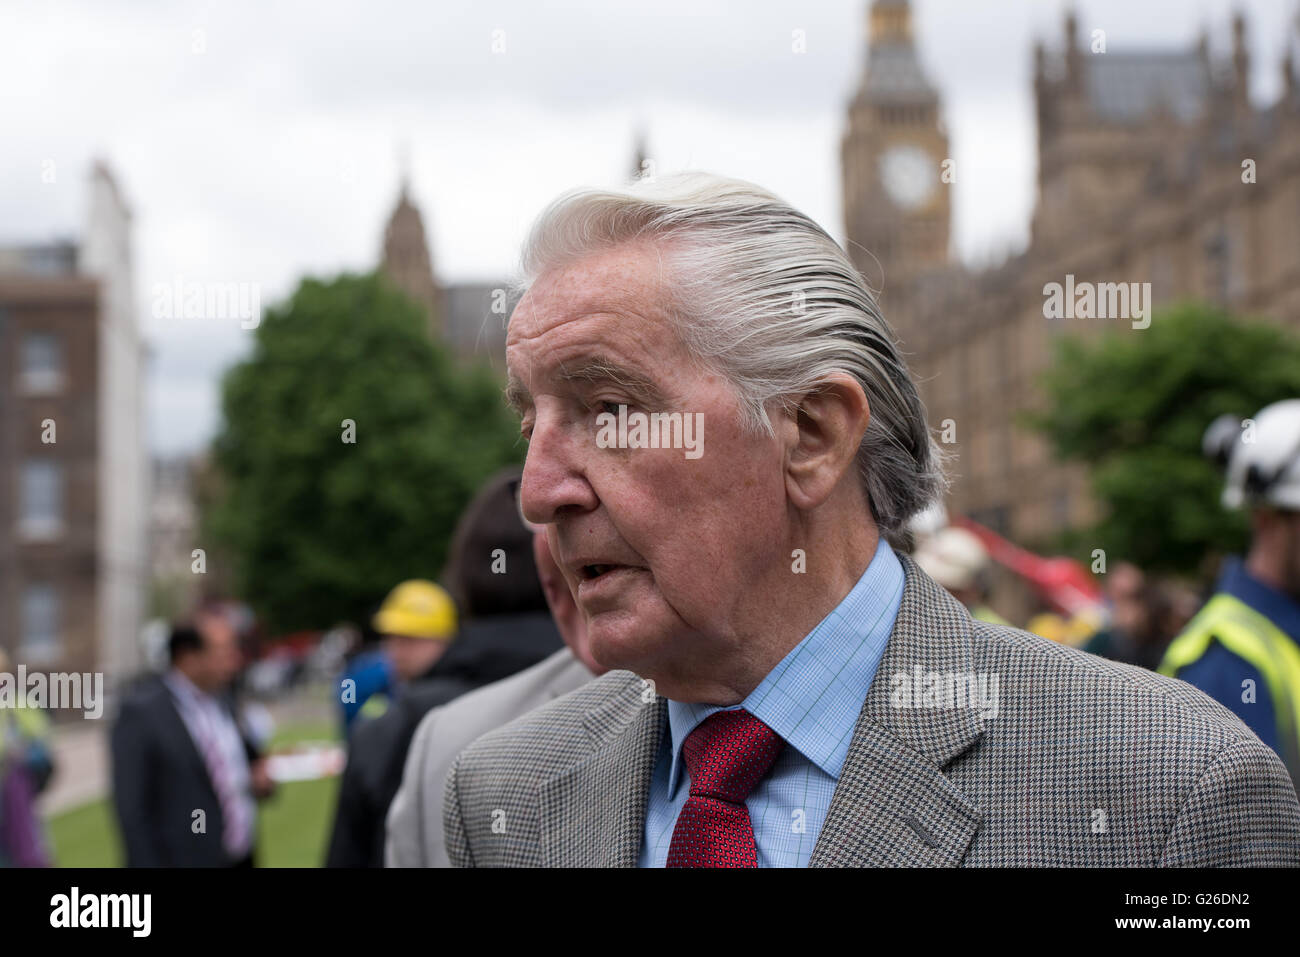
[513,171,948,538]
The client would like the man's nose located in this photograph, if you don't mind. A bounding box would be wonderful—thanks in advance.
[520,411,598,524]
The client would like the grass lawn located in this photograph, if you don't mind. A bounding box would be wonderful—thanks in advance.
[48,798,121,867]
[256,774,341,867]
[47,719,342,868]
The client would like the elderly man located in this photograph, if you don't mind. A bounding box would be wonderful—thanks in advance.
[444,172,1300,867]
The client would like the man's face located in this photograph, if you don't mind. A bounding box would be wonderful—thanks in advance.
[506,241,790,689]
[532,528,601,675]
[384,634,447,683]
[193,613,242,692]
[1108,563,1148,638]
[1276,510,1300,603]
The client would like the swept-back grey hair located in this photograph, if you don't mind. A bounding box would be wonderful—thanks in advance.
[513,170,947,538]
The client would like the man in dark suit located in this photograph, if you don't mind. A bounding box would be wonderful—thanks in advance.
[111,608,274,867]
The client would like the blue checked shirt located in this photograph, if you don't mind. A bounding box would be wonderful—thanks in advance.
[638,537,904,867]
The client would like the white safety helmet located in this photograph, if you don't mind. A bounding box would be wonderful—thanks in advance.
[1207,400,1300,512]
[906,500,949,546]
[914,526,990,591]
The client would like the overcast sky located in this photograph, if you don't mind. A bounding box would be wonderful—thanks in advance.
[5,0,1298,455]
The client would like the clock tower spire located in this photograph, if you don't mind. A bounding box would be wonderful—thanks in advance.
[841,0,951,298]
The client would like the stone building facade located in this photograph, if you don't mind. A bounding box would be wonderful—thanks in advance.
[843,2,1300,547]
[0,163,148,684]
[380,176,444,338]
[379,177,510,374]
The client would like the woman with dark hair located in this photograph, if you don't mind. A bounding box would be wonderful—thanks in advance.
[443,467,547,620]
[326,465,563,867]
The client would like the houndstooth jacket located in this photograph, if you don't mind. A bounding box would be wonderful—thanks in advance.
[444,552,1300,866]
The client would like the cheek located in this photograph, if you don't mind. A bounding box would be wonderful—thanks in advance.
[607,453,785,602]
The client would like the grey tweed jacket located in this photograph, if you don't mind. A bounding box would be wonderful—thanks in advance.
[444,552,1300,866]
[386,647,595,867]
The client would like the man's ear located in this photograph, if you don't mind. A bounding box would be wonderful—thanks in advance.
[784,372,871,510]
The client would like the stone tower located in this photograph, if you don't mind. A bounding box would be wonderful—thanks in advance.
[380,173,441,336]
[1030,11,1233,249]
[841,0,951,305]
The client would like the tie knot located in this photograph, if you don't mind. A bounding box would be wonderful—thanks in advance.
[681,709,784,804]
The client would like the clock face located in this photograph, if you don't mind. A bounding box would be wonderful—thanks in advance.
[879,145,937,211]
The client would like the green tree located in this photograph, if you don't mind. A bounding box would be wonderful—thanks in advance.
[1028,302,1300,575]
[206,272,522,634]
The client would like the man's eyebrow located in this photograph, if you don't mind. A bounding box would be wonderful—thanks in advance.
[505,376,531,414]
[556,357,668,406]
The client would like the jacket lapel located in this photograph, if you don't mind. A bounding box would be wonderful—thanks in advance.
[158,679,223,808]
[810,552,985,867]
[534,552,986,867]
[538,675,666,867]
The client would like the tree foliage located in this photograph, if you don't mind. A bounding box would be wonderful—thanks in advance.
[206,272,522,633]
[1028,302,1300,574]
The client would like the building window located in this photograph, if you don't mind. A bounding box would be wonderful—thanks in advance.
[1226,223,1246,304]
[21,585,61,664]
[1053,490,1070,530]
[19,332,65,394]
[1150,250,1172,309]
[998,425,1013,474]
[19,461,64,540]
[1203,225,1246,306]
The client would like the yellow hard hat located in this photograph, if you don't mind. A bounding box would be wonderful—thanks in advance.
[373,580,457,641]
[1064,609,1103,646]
[1027,612,1068,644]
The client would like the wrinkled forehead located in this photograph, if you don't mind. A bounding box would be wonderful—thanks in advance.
[505,244,685,385]
[509,242,673,339]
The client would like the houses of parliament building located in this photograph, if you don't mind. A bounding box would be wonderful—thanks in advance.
[844,0,1300,548]
[380,0,1300,552]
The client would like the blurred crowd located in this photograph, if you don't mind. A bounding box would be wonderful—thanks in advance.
[909,399,1300,784]
[911,527,1200,671]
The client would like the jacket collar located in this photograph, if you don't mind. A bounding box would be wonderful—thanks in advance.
[809,551,985,865]
[155,674,224,806]
[537,550,985,866]
[538,675,666,866]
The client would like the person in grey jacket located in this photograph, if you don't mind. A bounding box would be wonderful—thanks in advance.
[386,520,602,867]
[328,469,563,867]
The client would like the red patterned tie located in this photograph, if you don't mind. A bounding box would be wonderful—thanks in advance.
[666,708,785,867]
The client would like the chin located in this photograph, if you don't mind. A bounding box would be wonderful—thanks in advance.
[586,610,667,677]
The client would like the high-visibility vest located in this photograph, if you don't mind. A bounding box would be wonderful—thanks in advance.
[358,692,390,721]
[0,700,50,764]
[1159,592,1300,788]
[972,605,1010,627]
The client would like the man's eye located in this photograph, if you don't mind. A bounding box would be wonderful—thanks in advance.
[598,400,629,416]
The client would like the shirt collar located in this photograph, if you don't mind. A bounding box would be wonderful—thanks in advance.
[664,537,904,797]
[164,668,211,708]
[1217,555,1300,643]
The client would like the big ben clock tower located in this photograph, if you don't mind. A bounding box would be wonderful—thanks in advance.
[842,0,951,300]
